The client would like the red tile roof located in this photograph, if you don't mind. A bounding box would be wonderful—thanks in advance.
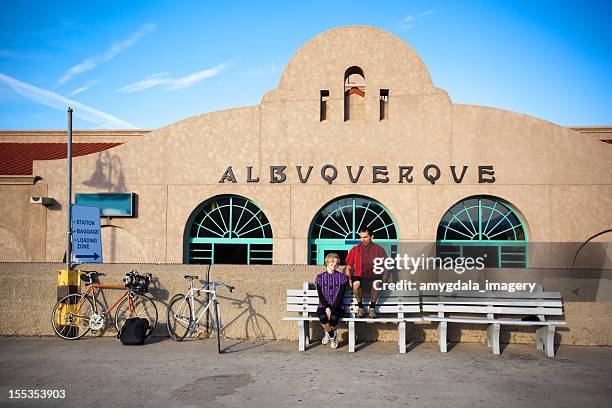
[0,143,122,175]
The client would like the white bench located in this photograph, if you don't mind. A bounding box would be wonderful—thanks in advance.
[283,282,421,352]
[421,290,567,357]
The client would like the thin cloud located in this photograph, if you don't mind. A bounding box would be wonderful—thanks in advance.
[0,72,136,129]
[117,62,230,93]
[57,23,157,86]
[68,86,90,97]
[68,79,100,97]
[398,9,434,30]
[241,64,279,77]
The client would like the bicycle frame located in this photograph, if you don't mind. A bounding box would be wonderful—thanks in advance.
[81,283,136,317]
[175,281,222,331]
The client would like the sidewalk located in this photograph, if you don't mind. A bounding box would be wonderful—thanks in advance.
[0,337,610,408]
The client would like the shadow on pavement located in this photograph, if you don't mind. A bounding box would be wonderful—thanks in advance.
[221,339,273,353]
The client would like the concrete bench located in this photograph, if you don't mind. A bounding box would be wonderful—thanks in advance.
[421,290,567,357]
[283,282,421,352]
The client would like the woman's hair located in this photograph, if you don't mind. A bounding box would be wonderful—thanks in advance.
[324,253,341,267]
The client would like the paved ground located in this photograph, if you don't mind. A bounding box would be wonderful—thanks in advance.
[0,337,610,408]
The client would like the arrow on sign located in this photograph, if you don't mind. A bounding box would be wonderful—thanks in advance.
[75,252,100,260]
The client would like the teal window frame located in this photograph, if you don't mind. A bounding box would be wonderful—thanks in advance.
[308,195,398,265]
[185,195,273,264]
[436,196,528,268]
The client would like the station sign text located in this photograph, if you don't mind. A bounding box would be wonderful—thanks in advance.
[219,165,496,185]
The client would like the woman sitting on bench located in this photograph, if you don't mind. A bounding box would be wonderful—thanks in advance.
[315,253,348,349]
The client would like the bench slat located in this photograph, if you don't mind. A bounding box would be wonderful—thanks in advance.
[347,305,420,313]
[290,289,562,299]
[286,296,419,305]
[423,316,566,326]
[286,289,372,296]
[421,299,562,307]
[283,316,423,323]
[287,289,319,296]
[288,289,420,296]
[287,304,420,313]
[342,318,418,323]
[422,305,563,315]
[421,290,561,299]
[343,297,419,304]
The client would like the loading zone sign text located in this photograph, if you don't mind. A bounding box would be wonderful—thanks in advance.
[71,205,103,263]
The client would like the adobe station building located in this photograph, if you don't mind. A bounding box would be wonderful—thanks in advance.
[1,26,611,269]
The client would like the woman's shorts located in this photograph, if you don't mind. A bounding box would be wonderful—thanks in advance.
[317,307,343,326]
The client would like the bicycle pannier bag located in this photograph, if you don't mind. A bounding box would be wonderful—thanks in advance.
[119,318,149,345]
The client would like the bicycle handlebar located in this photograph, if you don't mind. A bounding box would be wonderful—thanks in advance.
[206,281,235,292]
[123,270,153,294]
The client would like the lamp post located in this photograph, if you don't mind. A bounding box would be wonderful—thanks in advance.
[66,107,73,271]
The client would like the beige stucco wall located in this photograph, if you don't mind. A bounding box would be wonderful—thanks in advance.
[0,263,57,335]
[0,263,610,347]
[0,183,48,261]
[1,25,610,267]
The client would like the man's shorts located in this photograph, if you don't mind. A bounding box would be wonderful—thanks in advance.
[352,271,390,285]
[317,307,343,326]
[351,275,373,285]
[351,275,375,291]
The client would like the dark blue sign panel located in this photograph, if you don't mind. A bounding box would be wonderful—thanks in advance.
[71,205,103,263]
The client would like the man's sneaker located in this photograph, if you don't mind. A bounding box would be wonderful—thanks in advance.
[357,307,365,318]
[330,330,338,349]
[322,331,331,345]
[368,307,377,318]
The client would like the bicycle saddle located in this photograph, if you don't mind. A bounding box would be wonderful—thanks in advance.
[184,275,199,280]
[79,271,99,285]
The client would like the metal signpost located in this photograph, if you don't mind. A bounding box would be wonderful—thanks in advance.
[66,107,103,267]
[66,107,73,271]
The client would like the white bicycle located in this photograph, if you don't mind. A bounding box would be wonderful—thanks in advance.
[166,275,235,353]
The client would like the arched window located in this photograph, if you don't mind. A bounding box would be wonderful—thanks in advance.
[184,195,273,264]
[436,196,527,268]
[344,66,365,121]
[308,195,398,265]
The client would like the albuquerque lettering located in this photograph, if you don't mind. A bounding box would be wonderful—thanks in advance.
[219,165,495,184]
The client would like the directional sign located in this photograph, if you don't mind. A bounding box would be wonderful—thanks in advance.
[71,205,103,263]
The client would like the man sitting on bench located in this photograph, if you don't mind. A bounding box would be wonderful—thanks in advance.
[344,227,389,318]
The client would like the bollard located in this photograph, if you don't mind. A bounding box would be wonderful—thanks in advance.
[56,269,80,337]
[57,269,79,300]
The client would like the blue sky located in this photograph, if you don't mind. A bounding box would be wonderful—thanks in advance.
[1,0,610,130]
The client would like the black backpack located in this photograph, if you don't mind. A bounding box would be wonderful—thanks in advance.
[119,318,149,345]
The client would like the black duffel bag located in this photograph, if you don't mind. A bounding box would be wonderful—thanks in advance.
[118,318,149,345]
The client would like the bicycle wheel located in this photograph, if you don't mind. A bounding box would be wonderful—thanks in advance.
[213,299,221,353]
[51,294,94,340]
[115,293,158,338]
[166,294,192,341]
